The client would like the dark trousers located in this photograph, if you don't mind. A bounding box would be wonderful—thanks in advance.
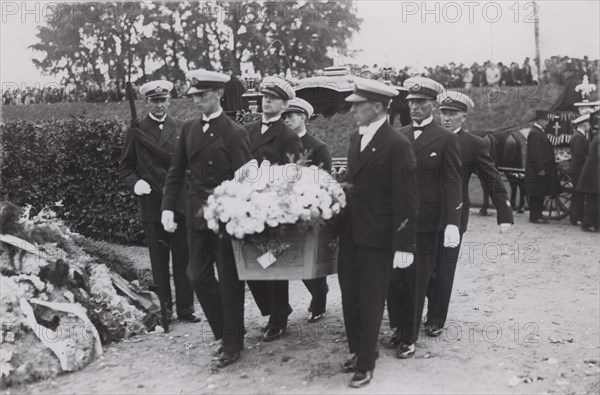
[529,196,545,221]
[142,219,194,317]
[426,232,464,328]
[187,228,245,351]
[247,280,290,330]
[338,239,392,372]
[303,278,329,315]
[583,193,600,229]
[570,191,585,225]
[387,231,438,344]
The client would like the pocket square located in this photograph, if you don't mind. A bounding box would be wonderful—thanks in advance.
[429,152,438,157]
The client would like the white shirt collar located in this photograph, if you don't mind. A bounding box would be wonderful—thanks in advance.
[149,113,166,123]
[297,129,307,138]
[202,107,223,122]
[577,128,586,136]
[359,116,386,136]
[413,115,433,128]
[451,127,461,134]
[262,114,281,124]
[534,123,544,130]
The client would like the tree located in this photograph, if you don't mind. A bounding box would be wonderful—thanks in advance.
[30,1,363,83]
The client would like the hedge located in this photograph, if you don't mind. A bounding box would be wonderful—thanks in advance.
[1,118,143,244]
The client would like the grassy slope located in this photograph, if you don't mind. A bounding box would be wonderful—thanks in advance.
[2,84,562,157]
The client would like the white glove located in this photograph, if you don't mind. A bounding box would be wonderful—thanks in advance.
[134,179,151,195]
[443,225,460,248]
[393,251,414,269]
[498,223,512,233]
[161,210,177,233]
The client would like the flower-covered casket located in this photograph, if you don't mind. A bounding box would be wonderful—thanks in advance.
[203,160,346,280]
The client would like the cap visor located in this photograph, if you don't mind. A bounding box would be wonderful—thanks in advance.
[261,87,285,100]
[406,93,435,100]
[147,93,171,99]
[438,105,465,112]
[187,87,211,95]
[345,93,368,102]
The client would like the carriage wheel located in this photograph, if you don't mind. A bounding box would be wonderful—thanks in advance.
[543,168,573,220]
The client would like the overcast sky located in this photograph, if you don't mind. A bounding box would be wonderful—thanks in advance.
[1,0,599,87]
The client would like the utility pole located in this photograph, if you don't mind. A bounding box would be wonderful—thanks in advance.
[533,0,541,78]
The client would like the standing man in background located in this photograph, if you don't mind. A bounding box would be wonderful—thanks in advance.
[282,97,331,323]
[119,80,198,324]
[569,113,591,225]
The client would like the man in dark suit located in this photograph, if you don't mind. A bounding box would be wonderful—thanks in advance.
[338,78,418,388]
[282,97,331,323]
[244,76,303,342]
[569,113,591,225]
[119,80,197,324]
[426,91,513,337]
[577,131,600,232]
[162,69,252,367]
[387,76,463,359]
[524,110,560,223]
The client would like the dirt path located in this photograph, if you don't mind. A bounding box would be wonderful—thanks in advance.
[5,212,599,394]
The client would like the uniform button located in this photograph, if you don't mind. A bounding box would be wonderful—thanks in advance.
[208,161,213,165]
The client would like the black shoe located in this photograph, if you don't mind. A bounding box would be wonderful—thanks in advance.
[308,312,325,323]
[342,354,358,373]
[516,208,524,214]
[582,226,599,233]
[479,208,489,216]
[178,314,201,323]
[426,324,443,337]
[216,351,240,368]
[349,370,373,388]
[384,329,402,349]
[530,218,549,224]
[262,327,285,342]
[396,342,416,359]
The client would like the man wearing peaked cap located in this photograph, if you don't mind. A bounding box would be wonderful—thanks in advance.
[162,69,252,367]
[244,75,302,343]
[119,79,198,328]
[569,113,592,226]
[386,77,463,360]
[337,78,418,387]
[425,90,513,338]
[282,98,332,324]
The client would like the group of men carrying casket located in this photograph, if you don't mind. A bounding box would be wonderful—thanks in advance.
[120,69,516,388]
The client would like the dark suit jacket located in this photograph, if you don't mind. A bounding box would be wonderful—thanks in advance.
[525,125,560,197]
[245,119,303,164]
[569,131,589,178]
[577,134,599,194]
[457,129,513,233]
[119,114,186,222]
[339,121,418,253]
[399,122,463,232]
[162,112,252,230]
[301,132,332,172]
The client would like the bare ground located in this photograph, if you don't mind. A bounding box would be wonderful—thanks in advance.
[4,211,600,395]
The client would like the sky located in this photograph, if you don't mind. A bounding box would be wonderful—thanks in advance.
[1,0,599,88]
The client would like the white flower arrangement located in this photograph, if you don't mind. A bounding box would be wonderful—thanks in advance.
[203,160,346,241]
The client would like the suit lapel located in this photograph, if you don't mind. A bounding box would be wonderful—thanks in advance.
[412,123,440,153]
[457,129,472,154]
[252,119,282,153]
[347,132,360,178]
[354,123,390,176]
[189,113,226,159]
[158,115,176,146]
[140,116,162,142]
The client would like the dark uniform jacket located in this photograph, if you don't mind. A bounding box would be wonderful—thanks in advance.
[456,129,513,233]
[245,118,303,164]
[339,121,419,253]
[162,112,252,230]
[300,132,332,172]
[577,134,599,194]
[119,114,186,222]
[399,122,463,232]
[525,125,560,197]
[569,131,589,180]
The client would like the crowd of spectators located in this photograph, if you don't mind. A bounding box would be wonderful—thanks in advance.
[3,56,597,105]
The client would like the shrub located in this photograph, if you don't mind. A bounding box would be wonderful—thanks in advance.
[1,117,143,244]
